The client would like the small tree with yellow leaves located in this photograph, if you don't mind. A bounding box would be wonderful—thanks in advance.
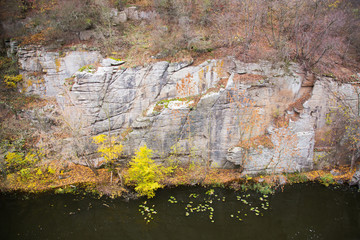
[92,134,123,183]
[126,145,173,198]
[92,134,123,163]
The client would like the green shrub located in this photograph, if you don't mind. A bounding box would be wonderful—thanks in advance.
[319,174,336,187]
[286,173,309,184]
[241,182,274,195]
[55,186,76,194]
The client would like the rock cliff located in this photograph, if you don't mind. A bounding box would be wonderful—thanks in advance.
[17,46,360,174]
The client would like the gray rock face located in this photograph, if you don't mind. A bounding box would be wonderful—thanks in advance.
[18,46,102,104]
[114,11,127,23]
[101,58,125,67]
[18,49,360,173]
[125,7,139,20]
[79,30,95,41]
[304,79,358,130]
[107,7,156,24]
[350,168,360,187]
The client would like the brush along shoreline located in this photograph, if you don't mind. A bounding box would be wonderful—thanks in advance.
[0,161,357,198]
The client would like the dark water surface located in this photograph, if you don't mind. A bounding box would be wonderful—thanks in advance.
[1,183,360,240]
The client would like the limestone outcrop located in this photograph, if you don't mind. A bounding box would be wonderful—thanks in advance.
[17,47,360,174]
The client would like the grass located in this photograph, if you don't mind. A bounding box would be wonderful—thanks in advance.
[109,57,123,61]
[319,174,336,187]
[78,65,95,73]
[154,96,198,110]
[240,182,274,195]
[286,172,309,184]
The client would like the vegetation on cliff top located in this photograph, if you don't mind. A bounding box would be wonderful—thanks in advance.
[0,0,359,79]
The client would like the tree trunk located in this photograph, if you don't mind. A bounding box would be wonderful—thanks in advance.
[351,151,356,169]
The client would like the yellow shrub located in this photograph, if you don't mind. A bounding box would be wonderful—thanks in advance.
[4,74,23,88]
[24,152,38,164]
[19,168,32,181]
[126,145,173,198]
[36,168,43,176]
[5,150,40,173]
[47,166,56,175]
[5,152,24,171]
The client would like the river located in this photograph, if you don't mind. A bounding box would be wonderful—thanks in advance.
[1,183,360,240]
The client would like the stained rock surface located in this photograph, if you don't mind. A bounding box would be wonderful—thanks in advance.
[18,47,359,173]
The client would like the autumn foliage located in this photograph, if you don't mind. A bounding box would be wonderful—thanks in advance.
[0,0,358,77]
[126,145,173,198]
[92,134,123,165]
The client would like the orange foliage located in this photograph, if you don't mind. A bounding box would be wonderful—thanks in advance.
[176,73,197,97]
[153,104,164,112]
[287,92,312,111]
[3,160,112,192]
[237,135,274,149]
[20,27,55,45]
[274,115,289,128]
[305,166,355,182]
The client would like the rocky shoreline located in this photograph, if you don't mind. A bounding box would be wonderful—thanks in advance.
[1,161,358,198]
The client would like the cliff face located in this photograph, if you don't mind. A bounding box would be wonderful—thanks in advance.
[17,46,360,174]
